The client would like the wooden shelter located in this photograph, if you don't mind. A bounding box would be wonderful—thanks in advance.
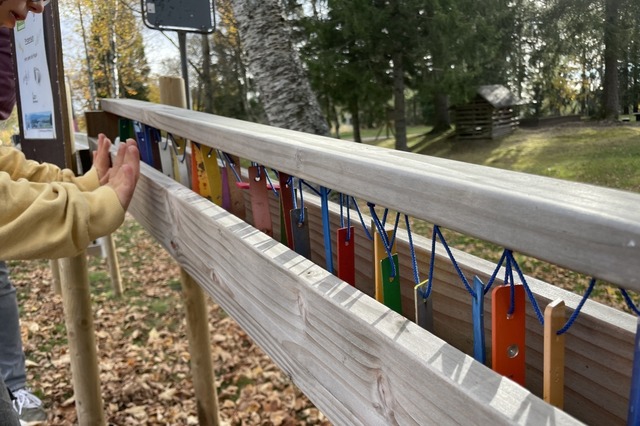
[453,84,522,140]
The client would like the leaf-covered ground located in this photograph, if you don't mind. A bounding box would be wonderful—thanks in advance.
[9,215,332,425]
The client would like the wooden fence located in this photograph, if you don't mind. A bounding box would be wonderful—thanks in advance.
[91,97,640,425]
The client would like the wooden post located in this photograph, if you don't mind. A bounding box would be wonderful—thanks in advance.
[59,253,105,426]
[84,111,124,296]
[50,259,61,295]
[102,235,123,297]
[160,76,220,426]
[180,269,220,425]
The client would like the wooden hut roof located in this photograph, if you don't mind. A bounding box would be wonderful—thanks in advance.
[477,85,523,108]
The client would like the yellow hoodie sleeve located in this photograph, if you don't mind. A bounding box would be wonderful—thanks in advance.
[0,149,125,260]
[0,145,100,191]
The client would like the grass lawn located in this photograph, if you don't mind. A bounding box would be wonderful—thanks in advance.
[415,124,640,193]
[356,122,640,192]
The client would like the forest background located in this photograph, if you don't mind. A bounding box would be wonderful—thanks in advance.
[10,0,636,151]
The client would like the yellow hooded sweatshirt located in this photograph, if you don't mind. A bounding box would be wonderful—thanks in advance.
[0,146,125,260]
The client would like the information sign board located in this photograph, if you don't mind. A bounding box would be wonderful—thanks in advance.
[142,0,215,34]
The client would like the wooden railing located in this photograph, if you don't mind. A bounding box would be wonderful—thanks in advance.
[96,97,640,425]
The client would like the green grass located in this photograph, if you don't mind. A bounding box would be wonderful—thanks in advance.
[339,125,432,143]
[414,125,640,193]
[354,123,640,193]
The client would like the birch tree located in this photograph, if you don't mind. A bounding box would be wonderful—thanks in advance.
[89,0,151,100]
[229,0,329,135]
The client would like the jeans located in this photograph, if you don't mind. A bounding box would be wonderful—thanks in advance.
[0,261,26,392]
[0,378,20,426]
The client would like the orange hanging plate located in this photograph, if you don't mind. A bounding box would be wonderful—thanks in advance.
[491,284,526,386]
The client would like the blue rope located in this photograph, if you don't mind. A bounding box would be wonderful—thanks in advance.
[505,254,515,317]
[619,288,640,316]
[339,194,345,228]
[338,194,352,241]
[424,227,437,299]
[405,215,420,285]
[483,249,508,295]
[556,278,597,335]
[320,186,333,273]
[292,178,298,209]
[261,166,279,198]
[297,178,305,224]
[299,179,320,197]
[508,251,545,325]
[433,226,475,298]
[368,203,397,278]
[346,196,352,241]
[351,197,373,240]
[222,153,241,182]
[387,212,401,250]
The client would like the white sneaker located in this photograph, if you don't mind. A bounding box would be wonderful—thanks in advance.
[11,388,47,425]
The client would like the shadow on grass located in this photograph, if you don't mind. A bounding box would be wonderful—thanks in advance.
[410,129,505,158]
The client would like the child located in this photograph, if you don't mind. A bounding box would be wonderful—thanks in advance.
[0,1,141,424]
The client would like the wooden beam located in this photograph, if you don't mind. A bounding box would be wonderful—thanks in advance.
[544,299,566,408]
[58,254,105,426]
[126,161,581,425]
[100,99,640,291]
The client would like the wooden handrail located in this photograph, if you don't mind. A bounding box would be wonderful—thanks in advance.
[102,98,640,291]
[125,158,581,425]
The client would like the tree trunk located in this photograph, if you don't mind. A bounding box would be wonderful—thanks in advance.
[110,0,119,98]
[77,0,97,110]
[392,52,407,151]
[634,25,640,114]
[349,98,362,143]
[602,0,620,120]
[201,35,214,114]
[431,92,451,134]
[622,46,629,115]
[429,38,451,134]
[580,48,588,116]
[331,105,340,139]
[229,0,329,135]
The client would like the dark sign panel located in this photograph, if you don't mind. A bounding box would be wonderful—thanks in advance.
[142,0,215,34]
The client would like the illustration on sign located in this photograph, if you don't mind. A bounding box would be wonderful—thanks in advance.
[14,14,56,139]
